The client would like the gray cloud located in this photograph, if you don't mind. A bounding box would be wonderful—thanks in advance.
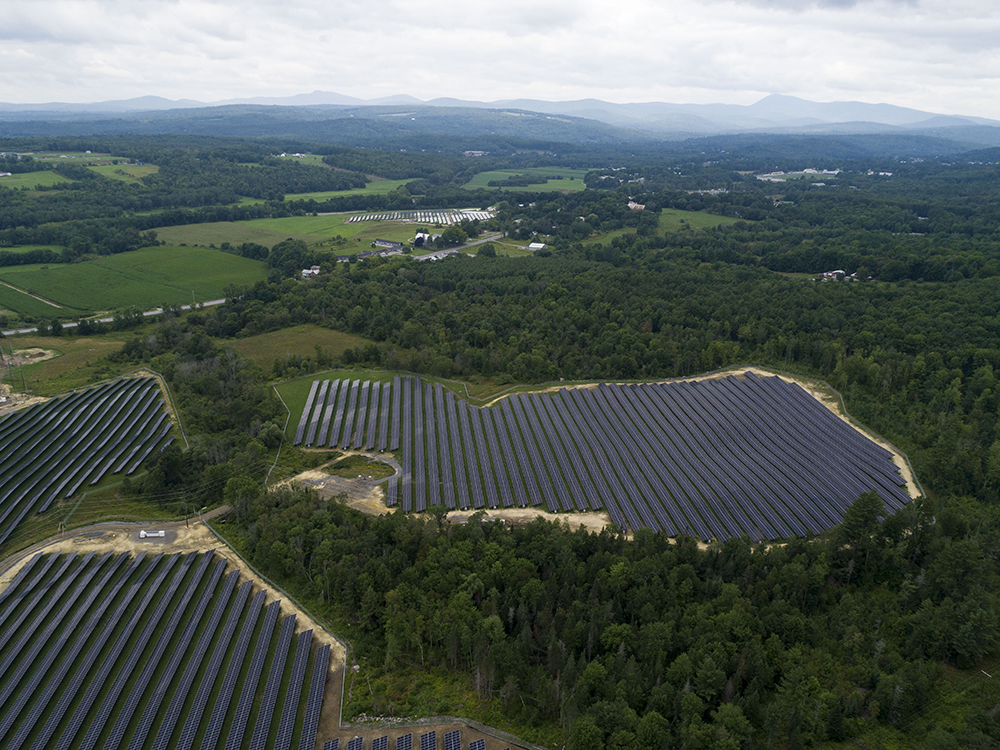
[0,0,996,119]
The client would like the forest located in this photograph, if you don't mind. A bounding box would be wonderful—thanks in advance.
[3,129,1000,748]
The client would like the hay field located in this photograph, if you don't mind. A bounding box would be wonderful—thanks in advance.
[0,246,267,313]
[462,167,590,192]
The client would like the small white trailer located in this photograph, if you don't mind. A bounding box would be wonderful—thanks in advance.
[139,530,165,538]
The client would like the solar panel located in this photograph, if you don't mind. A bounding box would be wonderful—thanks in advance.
[443,730,461,750]
[469,740,485,750]
[372,737,389,750]
[420,731,436,750]
[346,738,364,750]
[305,380,330,446]
[294,381,320,445]
[323,741,340,750]
[395,733,413,750]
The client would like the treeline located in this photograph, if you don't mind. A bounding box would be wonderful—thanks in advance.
[104,315,285,506]
[221,486,1000,749]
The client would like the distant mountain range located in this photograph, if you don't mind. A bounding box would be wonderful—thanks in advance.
[2,91,999,149]
[1,91,997,135]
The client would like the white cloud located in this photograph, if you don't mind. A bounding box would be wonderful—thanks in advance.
[0,0,997,119]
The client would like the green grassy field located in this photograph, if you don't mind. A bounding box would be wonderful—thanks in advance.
[462,167,590,192]
[0,246,267,314]
[284,179,410,202]
[156,214,427,254]
[27,151,119,165]
[581,207,742,246]
[657,207,741,231]
[327,454,394,479]
[154,222,323,248]
[273,154,328,166]
[0,283,65,319]
[0,171,75,189]
[87,164,159,182]
[226,324,367,371]
[0,244,64,255]
[4,334,134,395]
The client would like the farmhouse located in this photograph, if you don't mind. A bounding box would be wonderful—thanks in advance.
[301,265,321,278]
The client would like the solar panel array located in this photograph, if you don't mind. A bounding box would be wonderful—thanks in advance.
[442,731,461,750]
[346,210,494,225]
[469,740,486,750]
[0,377,174,548]
[396,734,413,750]
[296,373,911,541]
[419,732,436,750]
[0,551,330,750]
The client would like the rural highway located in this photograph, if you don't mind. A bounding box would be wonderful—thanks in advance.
[1,298,226,336]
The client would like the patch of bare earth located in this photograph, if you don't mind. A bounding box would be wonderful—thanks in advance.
[282,455,615,534]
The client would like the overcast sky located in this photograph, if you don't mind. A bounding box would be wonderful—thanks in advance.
[2,0,999,118]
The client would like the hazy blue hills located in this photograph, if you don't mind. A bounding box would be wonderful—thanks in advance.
[2,92,1000,150]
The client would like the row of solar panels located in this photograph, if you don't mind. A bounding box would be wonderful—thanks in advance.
[0,551,329,750]
[323,731,503,750]
[297,372,911,541]
[0,377,174,547]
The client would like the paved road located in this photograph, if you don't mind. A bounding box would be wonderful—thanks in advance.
[1,298,227,337]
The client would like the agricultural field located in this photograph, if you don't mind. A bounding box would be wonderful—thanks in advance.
[0,284,63,321]
[284,178,410,202]
[0,245,64,255]
[580,207,742,246]
[153,222,322,248]
[290,373,911,541]
[272,153,328,166]
[225,324,367,372]
[0,246,267,314]
[461,167,590,192]
[0,171,75,190]
[0,550,330,750]
[24,151,120,165]
[87,163,159,182]
[156,209,493,255]
[657,207,741,231]
[0,377,173,547]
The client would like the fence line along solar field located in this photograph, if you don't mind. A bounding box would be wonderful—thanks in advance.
[0,550,330,750]
[0,377,174,547]
[292,372,912,542]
